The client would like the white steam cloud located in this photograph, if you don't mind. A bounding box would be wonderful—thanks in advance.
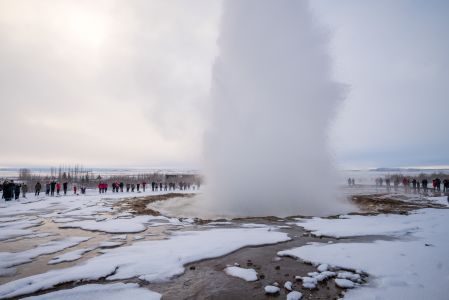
[203,0,352,217]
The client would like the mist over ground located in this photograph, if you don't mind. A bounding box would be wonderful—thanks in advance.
[203,0,353,217]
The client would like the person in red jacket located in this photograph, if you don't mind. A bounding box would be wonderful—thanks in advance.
[73,185,77,195]
[56,182,61,195]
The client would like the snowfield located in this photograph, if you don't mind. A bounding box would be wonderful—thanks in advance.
[279,208,449,299]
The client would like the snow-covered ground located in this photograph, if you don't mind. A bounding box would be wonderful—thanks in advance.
[0,189,291,299]
[1,188,449,299]
[279,207,449,299]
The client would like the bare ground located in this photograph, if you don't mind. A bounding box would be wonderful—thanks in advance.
[348,194,446,215]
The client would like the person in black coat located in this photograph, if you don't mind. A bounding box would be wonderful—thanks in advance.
[35,182,42,196]
[2,180,12,200]
[422,179,428,192]
[6,181,15,201]
[50,181,56,196]
[14,183,21,200]
[63,182,68,195]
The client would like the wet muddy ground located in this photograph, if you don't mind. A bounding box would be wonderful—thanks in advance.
[147,221,382,300]
[1,191,446,299]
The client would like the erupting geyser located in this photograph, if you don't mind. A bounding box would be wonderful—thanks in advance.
[204,0,352,217]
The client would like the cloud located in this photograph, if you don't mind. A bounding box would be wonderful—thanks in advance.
[0,0,447,168]
[0,0,220,167]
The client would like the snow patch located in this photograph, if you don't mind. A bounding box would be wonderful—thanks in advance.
[224,266,258,281]
[286,291,303,300]
[21,283,161,300]
[264,285,280,294]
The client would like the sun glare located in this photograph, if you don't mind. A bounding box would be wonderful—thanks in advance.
[64,8,110,49]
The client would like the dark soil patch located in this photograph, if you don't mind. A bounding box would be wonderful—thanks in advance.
[145,224,363,300]
[115,193,195,216]
[349,194,446,215]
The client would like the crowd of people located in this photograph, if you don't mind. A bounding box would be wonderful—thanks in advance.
[348,176,449,194]
[0,180,28,201]
[1,178,200,202]
[99,181,198,193]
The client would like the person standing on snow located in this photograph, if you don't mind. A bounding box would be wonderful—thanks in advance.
[63,182,68,195]
[443,179,448,193]
[35,182,42,196]
[435,178,441,192]
[45,182,50,195]
[50,180,56,196]
[21,183,28,198]
[14,183,21,200]
[56,182,61,195]
[422,179,428,193]
[412,179,417,192]
[2,180,11,201]
[386,178,391,191]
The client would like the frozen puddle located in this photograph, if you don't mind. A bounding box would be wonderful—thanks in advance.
[0,228,289,298]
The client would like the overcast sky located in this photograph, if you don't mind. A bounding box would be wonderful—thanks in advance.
[0,0,448,169]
